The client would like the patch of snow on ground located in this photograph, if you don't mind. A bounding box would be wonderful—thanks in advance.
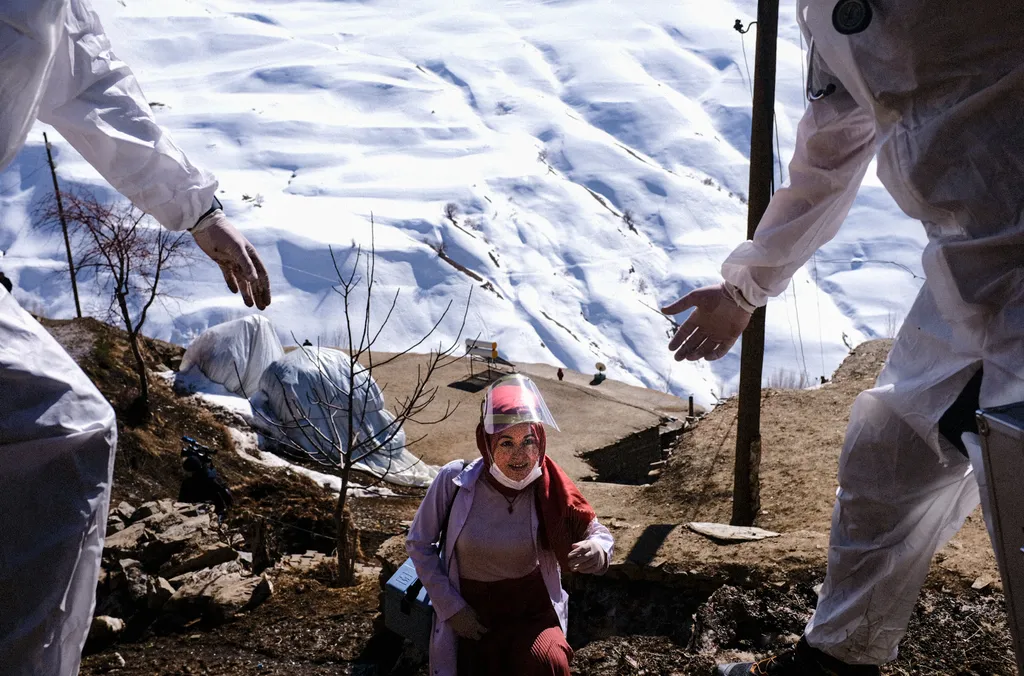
[228,427,397,499]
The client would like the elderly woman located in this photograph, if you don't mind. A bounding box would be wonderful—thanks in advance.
[407,374,614,676]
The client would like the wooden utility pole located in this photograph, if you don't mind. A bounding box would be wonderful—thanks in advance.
[732,0,778,527]
[44,132,82,318]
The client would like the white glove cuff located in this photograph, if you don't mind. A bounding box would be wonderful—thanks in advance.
[722,282,757,314]
[189,197,224,234]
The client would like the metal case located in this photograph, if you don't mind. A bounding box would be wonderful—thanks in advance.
[383,557,433,651]
[977,401,1024,672]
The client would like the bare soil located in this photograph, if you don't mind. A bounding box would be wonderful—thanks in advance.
[82,575,390,676]
[341,351,667,481]
[41,317,1012,675]
[43,317,347,558]
[571,570,1015,675]
[637,339,998,585]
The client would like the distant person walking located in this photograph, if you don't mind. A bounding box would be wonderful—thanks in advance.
[556,368,564,381]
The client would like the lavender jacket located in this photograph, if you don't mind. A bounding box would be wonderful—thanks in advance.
[406,459,614,676]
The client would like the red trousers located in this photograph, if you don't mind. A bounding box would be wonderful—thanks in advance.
[457,569,572,676]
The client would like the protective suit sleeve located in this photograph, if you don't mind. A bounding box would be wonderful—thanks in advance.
[0,0,70,171]
[35,0,217,232]
[721,79,877,308]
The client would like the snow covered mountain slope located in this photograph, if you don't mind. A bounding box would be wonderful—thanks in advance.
[0,0,926,406]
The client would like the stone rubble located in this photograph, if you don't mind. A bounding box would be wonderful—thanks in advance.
[89,499,276,648]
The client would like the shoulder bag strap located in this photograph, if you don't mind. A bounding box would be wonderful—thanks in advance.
[404,460,466,606]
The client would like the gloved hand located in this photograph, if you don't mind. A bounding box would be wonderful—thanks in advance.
[568,539,607,574]
[661,283,753,362]
[448,605,488,641]
[192,210,271,310]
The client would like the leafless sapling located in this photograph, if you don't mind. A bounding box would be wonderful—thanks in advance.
[248,219,471,584]
[37,191,192,416]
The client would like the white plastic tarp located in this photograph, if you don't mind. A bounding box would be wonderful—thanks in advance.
[179,315,284,397]
[258,347,436,487]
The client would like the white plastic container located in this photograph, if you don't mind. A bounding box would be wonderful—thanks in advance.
[383,557,433,651]
[977,401,1024,672]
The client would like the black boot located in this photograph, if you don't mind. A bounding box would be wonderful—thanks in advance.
[715,637,881,675]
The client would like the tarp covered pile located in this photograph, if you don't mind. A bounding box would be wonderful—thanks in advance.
[180,315,283,397]
[176,316,436,487]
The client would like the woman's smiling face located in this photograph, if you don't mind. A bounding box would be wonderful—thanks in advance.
[490,423,541,481]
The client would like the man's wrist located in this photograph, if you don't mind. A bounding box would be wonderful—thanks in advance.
[722,282,757,313]
[190,196,223,233]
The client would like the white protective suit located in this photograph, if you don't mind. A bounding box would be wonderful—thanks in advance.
[720,0,1024,665]
[1,0,219,672]
[1,0,217,229]
[0,288,116,675]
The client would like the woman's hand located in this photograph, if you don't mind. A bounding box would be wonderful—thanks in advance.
[568,540,606,574]
[449,606,489,641]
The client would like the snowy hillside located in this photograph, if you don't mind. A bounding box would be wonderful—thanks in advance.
[0,0,926,406]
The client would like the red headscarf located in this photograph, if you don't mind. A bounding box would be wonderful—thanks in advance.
[475,386,596,569]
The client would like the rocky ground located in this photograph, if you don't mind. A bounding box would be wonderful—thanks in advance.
[40,317,1015,675]
[92,499,273,647]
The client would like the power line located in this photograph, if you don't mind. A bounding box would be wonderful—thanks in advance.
[812,253,826,379]
[781,287,802,373]
[774,113,786,187]
[790,278,809,377]
[739,29,754,96]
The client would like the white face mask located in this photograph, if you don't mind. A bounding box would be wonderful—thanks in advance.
[489,461,542,491]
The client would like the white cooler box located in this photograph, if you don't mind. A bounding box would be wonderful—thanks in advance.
[977,401,1024,673]
[384,557,433,651]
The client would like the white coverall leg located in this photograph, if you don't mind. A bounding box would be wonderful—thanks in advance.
[720,0,1024,665]
[0,287,117,674]
[1,0,218,672]
[803,285,1024,663]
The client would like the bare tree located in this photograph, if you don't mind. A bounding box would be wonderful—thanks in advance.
[249,219,471,584]
[622,209,638,233]
[37,191,192,416]
[443,202,459,227]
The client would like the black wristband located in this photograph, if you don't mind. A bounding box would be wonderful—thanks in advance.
[191,196,223,231]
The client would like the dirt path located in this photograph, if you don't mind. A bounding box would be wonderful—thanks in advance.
[360,353,670,482]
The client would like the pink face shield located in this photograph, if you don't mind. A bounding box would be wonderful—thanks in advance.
[480,374,559,435]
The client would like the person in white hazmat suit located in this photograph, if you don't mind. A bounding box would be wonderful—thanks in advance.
[660,1,1024,674]
[0,1,271,673]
